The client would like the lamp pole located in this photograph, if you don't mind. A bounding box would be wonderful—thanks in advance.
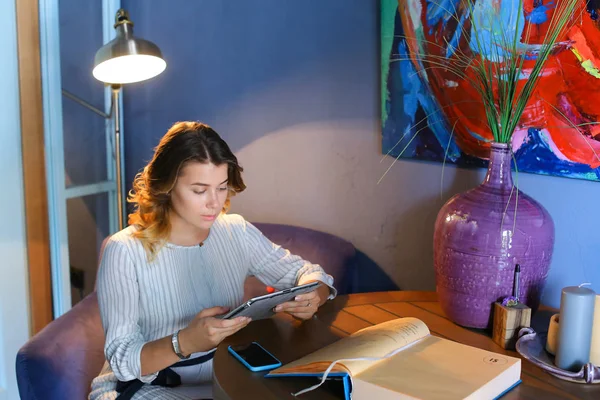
[111,84,125,229]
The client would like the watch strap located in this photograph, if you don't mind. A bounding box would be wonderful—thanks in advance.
[171,329,190,360]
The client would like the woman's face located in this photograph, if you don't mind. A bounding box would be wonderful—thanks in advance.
[169,161,229,232]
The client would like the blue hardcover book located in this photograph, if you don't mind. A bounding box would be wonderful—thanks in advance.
[266,372,353,400]
[267,318,522,399]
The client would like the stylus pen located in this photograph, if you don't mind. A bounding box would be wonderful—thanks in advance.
[513,264,520,302]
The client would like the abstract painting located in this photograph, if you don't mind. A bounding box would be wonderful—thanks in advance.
[381,0,600,181]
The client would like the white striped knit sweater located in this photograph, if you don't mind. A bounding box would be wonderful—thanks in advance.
[95,213,336,386]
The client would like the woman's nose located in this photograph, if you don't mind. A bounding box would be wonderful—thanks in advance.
[206,191,219,209]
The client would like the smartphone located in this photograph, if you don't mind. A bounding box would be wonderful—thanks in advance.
[228,342,282,372]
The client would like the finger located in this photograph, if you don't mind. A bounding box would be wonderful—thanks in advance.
[210,316,251,329]
[274,301,305,312]
[214,319,251,338]
[198,306,230,318]
[275,300,316,313]
[228,320,251,334]
[293,291,319,302]
[288,312,314,321]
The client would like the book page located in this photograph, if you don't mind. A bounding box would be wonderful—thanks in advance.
[270,317,430,376]
[353,335,521,400]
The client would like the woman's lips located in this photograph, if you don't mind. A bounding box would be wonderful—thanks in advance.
[201,215,216,221]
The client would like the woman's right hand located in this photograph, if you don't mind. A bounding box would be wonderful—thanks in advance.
[179,306,251,356]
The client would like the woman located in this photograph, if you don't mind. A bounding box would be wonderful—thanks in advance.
[89,122,335,399]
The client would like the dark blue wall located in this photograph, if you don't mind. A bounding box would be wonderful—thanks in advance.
[121,0,376,187]
[118,0,600,306]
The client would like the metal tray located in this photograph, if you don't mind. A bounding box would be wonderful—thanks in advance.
[515,327,600,384]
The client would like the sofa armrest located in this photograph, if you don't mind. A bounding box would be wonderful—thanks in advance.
[16,292,106,400]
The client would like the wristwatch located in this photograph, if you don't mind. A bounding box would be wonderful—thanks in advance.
[171,329,190,360]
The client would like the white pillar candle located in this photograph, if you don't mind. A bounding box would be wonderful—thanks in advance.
[589,295,600,366]
[555,286,596,371]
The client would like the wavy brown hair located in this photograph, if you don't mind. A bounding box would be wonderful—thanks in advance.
[128,121,246,260]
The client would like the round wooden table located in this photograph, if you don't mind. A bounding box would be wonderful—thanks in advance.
[213,291,599,399]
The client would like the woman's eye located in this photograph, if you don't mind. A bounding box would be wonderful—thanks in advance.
[219,187,228,191]
[193,190,206,195]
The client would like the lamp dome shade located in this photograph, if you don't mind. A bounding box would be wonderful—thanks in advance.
[93,9,166,84]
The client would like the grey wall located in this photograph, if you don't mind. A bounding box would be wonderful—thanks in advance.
[122,0,599,308]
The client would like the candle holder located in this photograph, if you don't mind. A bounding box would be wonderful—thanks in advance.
[515,327,600,384]
[492,301,531,350]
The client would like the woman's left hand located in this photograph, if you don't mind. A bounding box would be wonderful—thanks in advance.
[274,281,330,320]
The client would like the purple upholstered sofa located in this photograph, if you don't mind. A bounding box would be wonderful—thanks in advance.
[15,223,363,400]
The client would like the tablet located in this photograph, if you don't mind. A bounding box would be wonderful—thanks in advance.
[221,281,322,320]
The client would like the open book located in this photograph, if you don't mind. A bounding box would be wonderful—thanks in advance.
[267,318,521,400]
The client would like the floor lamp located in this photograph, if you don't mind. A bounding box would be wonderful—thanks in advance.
[64,9,166,231]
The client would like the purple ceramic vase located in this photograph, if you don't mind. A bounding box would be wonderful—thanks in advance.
[433,142,555,329]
